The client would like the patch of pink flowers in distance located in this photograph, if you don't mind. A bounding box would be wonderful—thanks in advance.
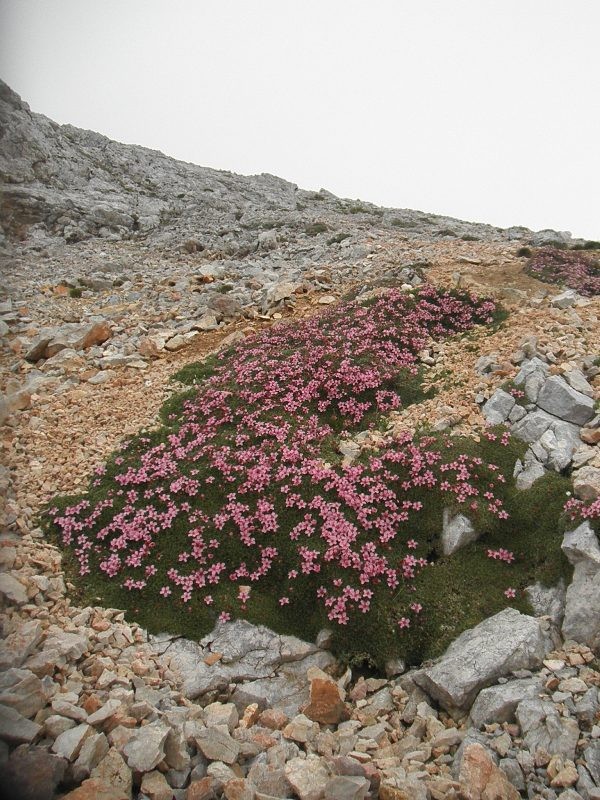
[50,286,515,630]
[526,247,600,297]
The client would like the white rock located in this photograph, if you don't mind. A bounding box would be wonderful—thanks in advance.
[0,573,28,605]
[52,722,94,761]
[285,755,330,800]
[441,509,478,556]
[122,720,170,773]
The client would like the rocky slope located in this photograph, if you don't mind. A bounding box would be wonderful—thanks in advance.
[0,82,600,800]
[0,79,576,253]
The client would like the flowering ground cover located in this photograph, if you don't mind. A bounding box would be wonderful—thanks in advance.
[46,286,571,667]
[525,247,600,296]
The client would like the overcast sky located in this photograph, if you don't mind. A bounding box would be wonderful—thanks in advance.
[1,0,599,238]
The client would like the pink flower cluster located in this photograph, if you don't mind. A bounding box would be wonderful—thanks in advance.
[526,247,600,296]
[487,548,515,564]
[564,496,600,522]
[50,285,511,630]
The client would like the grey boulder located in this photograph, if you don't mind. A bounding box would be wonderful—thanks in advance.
[511,410,555,444]
[516,696,580,760]
[513,358,550,402]
[536,375,595,426]
[561,522,600,652]
[482,389,515,425]
[122,720,170,773]
[414,608,552,714]
[151,619,335,716]
[469,678,542,728]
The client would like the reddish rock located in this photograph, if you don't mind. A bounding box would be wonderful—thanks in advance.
[258,708,289,730]
[223,778,254,800]
[251,730,277,749]
[186,777,218,800]
[458,742,520,800]
[349,679,368,702]
[301,676,350,725]
[82,695,102,715]
[239,702,260,728]
[138,337,161,359]
[140,770,173,800]
[581,427,600,445]
[59,778,128,800]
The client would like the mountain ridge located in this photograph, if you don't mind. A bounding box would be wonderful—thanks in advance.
[0,79,574,253]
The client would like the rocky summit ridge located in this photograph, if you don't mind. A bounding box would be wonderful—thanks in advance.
[0,78,575,252]
[0,81,600,800]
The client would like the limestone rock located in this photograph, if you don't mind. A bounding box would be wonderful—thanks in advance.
[414,608,552,713]
[573,466,600,502]
[513,357,550,402]
[511,409,555,443]
[482,389,515,425]
[324,775,370,800]
[195,312,219,331]
[90,748,133,796]
[441,508,478,556]
[536,375,595,426]
[122,720,170,773]
[524,581,566,626]
[58,778,129,800]
[140,769,174,800]
[561,522,600,651]
[516,696,580,760]
[0,667,48,718]
[469,678,541,728]
[72,732,110,782]
[0,704,41,744]
[583,740,600,785]
[44,629,90,661]
[195,727,240,764]
[0,572,28,605]
[0,619,43,670]
[564,368,594,397]
[284,755,330,800]
[203,702,239,733]
[153,620,334,716]
[44,320,112,358]
[550,289,579,309]
[52,723,94,761]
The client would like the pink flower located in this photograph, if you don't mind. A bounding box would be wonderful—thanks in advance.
[397,617,411,629]
[504,587,516,599]
[279,596,290,605]
[218,611,231,623]
[159,586,171,597]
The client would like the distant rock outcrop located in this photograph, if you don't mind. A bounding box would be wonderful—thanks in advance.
[0,79,573,251]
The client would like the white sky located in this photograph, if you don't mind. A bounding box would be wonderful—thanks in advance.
[1,0,599,238]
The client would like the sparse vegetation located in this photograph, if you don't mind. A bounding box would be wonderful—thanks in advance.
[305,222,328,236]
[326,232,350,245]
